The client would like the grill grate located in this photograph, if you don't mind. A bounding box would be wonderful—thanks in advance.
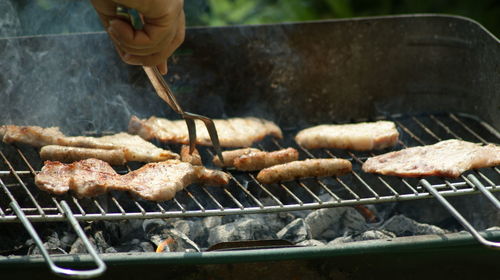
[0,112,499,223]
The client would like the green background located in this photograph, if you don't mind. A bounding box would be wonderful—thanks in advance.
[2,0,499,37]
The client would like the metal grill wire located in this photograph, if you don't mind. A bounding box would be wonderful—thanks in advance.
[0,113,499,223]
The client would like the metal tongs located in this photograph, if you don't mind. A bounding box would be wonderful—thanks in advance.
[116,6,224,163]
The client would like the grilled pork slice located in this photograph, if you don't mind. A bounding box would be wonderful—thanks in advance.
[295,121,399,151]
[362,139,500,178]
[233,148,299,171]
[40,145,127,165]
[0,125,66,147]
[129,116,283,147]
[114,160,229,201]
[180,145,202,165]
[256,158,352,184]
[0,125,178,163]
[61,133,179,162]
[212,148,261,167]
[35,159,230,201]
[35,159,117,197]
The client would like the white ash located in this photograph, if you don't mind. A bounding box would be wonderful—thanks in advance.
[208,217,277,246]
[305,207,347,239]
[304,206,368,240]
[202,216,223,229]
[328,230,396,245]
[172,219,206,244]
[296,239,326,247]
[381,215,448,236]
[28,231,65,255]
[276,218,311,243]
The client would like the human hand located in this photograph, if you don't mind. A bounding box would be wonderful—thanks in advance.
[91,0,185,74]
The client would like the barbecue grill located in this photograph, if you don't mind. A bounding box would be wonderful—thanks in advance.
[0,14,499,279]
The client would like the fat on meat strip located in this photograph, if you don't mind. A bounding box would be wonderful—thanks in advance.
[362,139,500,178]
[295,121,399,151]
[256,158,352,184]
[35,159,230,201]
[215,148,299,171]
[128,116,283,147]
[0,125,178,163]
[0,125,66,147]
[212,148,261,167]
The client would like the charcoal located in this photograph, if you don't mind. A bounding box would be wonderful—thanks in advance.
[142,219,169,234]
[248,212,296,232]
[276,218,311,243]
[342,207,369,233]
[296,239,326,246]
[94,231,114,253]
[149,229,201,253]
[305,207,347,239]
[381,215,447,236]
[207,217,277,246]
[59,231,77,250]
[202,216,223,229]
[172,219,205,243]
[113,238,155,253]
[328,230,396,245]
[69,237,92,254]
[28,231,65,255]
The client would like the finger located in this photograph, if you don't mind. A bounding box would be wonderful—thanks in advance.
[156,62,168,75]
[108,7,181,51]
[108,21,179,55]
[121,15,185,67]
[109,21,181,56]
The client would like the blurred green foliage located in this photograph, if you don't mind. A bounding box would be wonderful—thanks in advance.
[186,0,500,36]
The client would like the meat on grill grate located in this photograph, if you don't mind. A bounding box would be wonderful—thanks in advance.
[128,116,283,147]
[35,159,230,201]
[362,139,500,178]
[295,121,399,150]
[212,148,261,167]
[256,158,352,184]
[0,125,179,163]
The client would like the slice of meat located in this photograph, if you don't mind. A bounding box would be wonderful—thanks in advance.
[212,148,262,167]
[35,159,117,197]
[0,125,178,163]
[63,133,179,162]
[362,139,500,178]
[180,145,202,165]
[295,121,399,151]
[233,148,299,171]
[117,161,230,201]
[0,125,66,147]
[129,115,283,147]
[256,158,352,184]
[40,145,127,165]
[34,159,230,201]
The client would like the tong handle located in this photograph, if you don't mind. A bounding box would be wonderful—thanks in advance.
[143,66,183,114]
[116,6,143,30]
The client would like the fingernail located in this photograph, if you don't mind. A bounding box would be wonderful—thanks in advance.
[107,26,118,38]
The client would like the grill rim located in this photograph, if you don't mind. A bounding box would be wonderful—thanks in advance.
[1,228,499,266]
